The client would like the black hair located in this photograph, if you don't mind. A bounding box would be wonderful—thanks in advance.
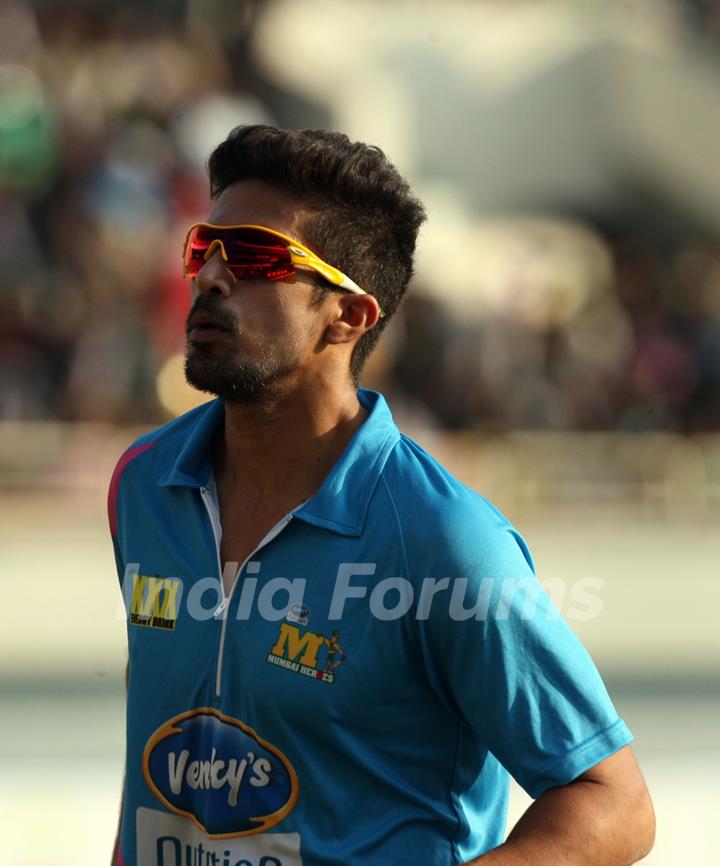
[207,125,426,383]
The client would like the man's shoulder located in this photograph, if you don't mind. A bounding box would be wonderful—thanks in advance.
[109,399,217,487]
[113,398,217,467]
[107,399,218,538]
[383,432,511,530]
[381,433,534,573]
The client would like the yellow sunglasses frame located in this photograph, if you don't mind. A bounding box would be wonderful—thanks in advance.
[183,223,383,315]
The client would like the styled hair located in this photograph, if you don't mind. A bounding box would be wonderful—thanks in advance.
[207,125,426,382]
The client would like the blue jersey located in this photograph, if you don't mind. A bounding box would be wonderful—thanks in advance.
[109,389,632,866]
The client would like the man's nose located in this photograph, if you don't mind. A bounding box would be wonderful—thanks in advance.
[194,245,233,298]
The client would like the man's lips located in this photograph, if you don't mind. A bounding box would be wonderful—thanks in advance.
[187,310,234,343]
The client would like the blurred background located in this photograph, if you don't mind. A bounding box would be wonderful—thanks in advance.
[1,0,719,862]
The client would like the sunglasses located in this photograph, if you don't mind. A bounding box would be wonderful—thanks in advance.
[183,223,380,309]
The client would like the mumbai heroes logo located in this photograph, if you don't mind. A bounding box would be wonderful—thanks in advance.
[129,574,181,631]
[266,623,347,684]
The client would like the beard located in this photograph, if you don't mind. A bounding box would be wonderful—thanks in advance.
[185,350,298,405]
[184,300,300,406]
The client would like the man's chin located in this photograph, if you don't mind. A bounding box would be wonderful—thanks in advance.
[184,353,292,406]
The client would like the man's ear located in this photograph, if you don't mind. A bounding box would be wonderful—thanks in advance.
[324,294,382,345]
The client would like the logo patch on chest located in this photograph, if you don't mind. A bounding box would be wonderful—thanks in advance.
[142,708,298,838]
[266,623,347,684]
[129,574,181,631]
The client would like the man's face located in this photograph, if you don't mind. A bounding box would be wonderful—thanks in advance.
[184,180,329,405]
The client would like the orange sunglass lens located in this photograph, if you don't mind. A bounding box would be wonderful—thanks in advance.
[184,227,296,281]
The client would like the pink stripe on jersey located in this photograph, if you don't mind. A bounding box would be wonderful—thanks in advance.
[107,441,156,537]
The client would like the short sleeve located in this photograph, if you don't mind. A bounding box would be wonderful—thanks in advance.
[418,515,632,799]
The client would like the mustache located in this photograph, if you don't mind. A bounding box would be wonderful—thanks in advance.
[185,297,238,334]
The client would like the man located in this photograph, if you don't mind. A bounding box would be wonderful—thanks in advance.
[109,125,655,866]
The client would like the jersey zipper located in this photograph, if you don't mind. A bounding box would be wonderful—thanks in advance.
[199,484,295,698]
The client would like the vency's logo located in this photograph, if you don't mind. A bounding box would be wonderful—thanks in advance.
[129,574,180,631]
[142,708,298,838]
[266,623,347,685]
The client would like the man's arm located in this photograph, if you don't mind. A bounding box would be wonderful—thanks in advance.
[467,746,655,866]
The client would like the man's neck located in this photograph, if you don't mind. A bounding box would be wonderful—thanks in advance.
[214,385,368,506]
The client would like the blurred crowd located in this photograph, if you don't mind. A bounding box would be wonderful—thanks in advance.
[682,0,720,36]
[0,0,327,423]
[2,0,720,433]
[395,231,720,432]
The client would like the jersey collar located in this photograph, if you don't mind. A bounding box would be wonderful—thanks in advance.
[158,388,400,537]
[294,389,400,537]
[158,397,222,489]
